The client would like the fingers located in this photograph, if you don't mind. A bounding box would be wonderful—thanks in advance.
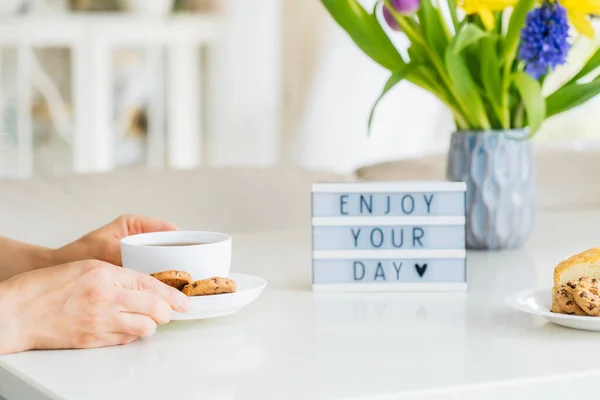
[119,214,180,235]
[113,313,158,337]
[118,268,192,313]
[116,289,172,325]
[119,334,140,346]
[75,333,140,350]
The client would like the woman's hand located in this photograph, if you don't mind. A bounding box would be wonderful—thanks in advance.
[0,260,191,355]
[0,215,179,282]
[55,214,179,267]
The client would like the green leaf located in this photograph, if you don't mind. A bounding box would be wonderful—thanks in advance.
[452,24,488,54]
[480,37,503,122]
[407,66,469,129]
[440,21,492,129]
[451,23,489,98]
[502,0,536,64]
[368,68,410,135]
[445,45,490,129]
[465,41,483,86]
[546,80,600,118]
[568,48,600,84]
[446,0,460,32]
[417,0,450,57]
[409,66,451,104]
[321,0,406,71]
[512,71,546,134]
[407,41,429,64]
[409,66,441,89]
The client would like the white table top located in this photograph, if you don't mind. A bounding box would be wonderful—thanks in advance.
[3,209,600,400]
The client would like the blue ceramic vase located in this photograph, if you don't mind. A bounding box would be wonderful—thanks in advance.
[446,130,536,250]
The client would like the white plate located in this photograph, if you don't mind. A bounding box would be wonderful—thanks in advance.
[171,273,267,321]
[506,286,600,331]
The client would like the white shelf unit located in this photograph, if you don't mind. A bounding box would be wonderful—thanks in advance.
[0,13,223,177]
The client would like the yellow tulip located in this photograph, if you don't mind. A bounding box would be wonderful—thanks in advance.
[459,0,517,30]
[560,0,600,38]
[459,0,600,37]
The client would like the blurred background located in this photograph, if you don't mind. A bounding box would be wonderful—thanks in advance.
[0,0,598,179]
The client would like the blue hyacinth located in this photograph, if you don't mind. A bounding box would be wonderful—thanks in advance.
[518,1,571,80]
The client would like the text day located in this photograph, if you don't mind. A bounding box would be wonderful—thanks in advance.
[352,261,428,281]
[351,227,425,248]
[340,193,435,215]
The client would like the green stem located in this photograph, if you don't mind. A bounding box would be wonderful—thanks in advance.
[514,102,524,128]
[501,59,512,129]
[433,0,452,40]
[413,69,462,113]
[454,113,469,130]
[446,0,460,32]
[406,72,469,129]
[385,10,457,114]
[393,15,476,127]
[385,0,490,130]
[500,0,536,129]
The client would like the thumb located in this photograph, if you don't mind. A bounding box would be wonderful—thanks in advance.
[123,215,180,235]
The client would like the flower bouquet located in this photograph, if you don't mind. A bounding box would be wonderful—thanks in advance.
[321,0,600,249]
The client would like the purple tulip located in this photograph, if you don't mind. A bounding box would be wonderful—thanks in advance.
[383,5,401,31]
[389,0,420,15]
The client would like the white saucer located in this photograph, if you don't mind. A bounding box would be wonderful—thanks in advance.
[171,273,267,321]
[506,286,600,331]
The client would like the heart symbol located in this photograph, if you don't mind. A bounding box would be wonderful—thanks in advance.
[415,263,427,277]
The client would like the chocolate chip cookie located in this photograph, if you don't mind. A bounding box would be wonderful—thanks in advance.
[574,277,600,316]
[553,281,587,316]
[182,277,237,296]
[150,270,194,291]
[552,287,564,313]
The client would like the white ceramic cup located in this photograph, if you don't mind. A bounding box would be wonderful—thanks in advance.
[120,231,231,280]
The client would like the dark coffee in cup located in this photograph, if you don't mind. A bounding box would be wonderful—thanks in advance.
[150,242,207,247]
